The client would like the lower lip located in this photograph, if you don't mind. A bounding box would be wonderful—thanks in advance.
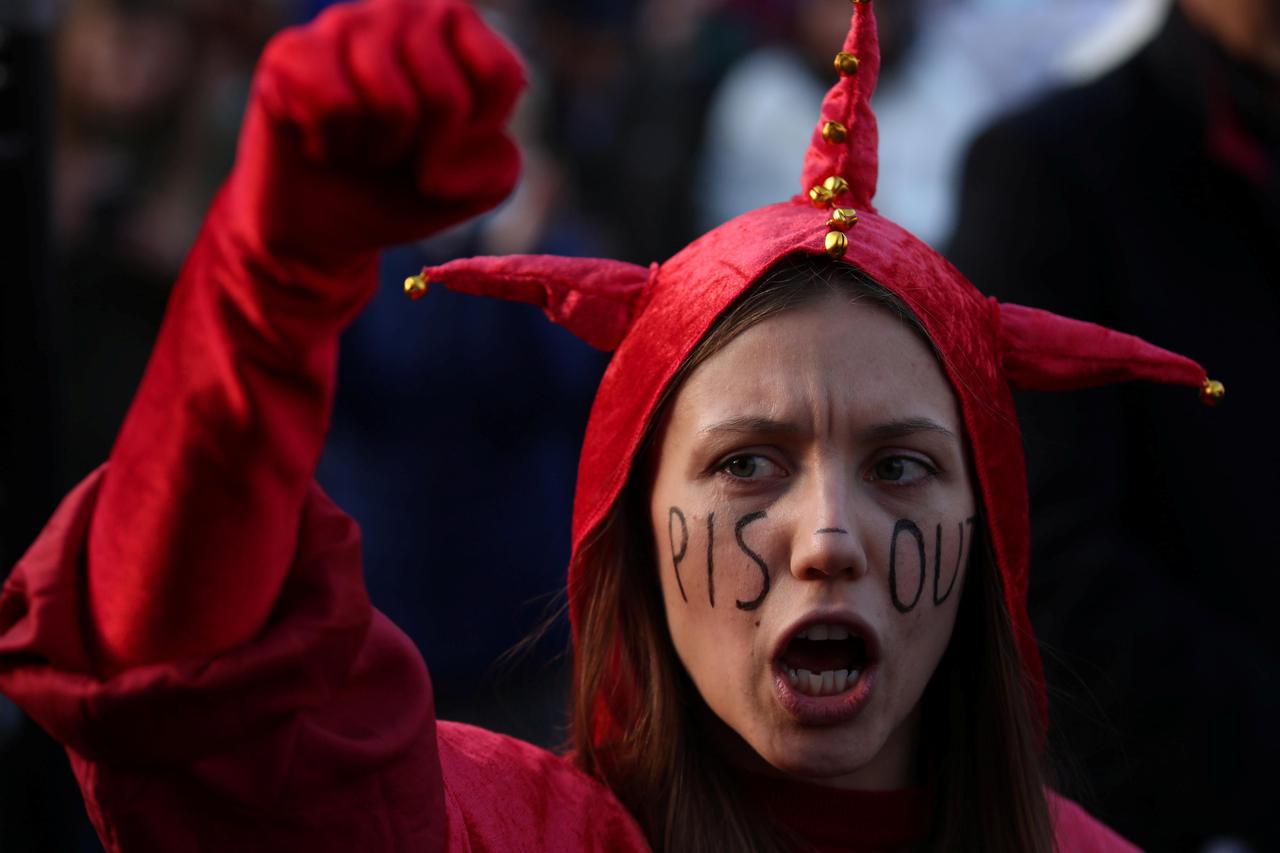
[773,663,878,725]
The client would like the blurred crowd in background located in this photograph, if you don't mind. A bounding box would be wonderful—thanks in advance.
[1,0,1276,851]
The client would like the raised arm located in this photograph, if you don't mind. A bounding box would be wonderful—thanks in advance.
[86,0,524,672]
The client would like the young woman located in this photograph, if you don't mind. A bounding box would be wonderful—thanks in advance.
[0,1,1216,850]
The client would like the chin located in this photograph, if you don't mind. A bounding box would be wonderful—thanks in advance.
[752,719,891,786]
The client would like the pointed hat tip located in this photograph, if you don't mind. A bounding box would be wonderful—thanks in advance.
[997,301,1213,402]
[405,255,654,352]
[799,0,880,212]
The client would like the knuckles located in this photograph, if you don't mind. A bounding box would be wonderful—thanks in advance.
[251,0,523,148]
[230,0,524,253]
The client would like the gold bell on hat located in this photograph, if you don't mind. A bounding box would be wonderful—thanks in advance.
[827,208,859,231]
[821,121,848,144]
[404,274,429,300]
[824,230,849,258]
[1200,378,1225,406]
[809,184,835,207]
[833,52,860,76]
[811,176,850,207]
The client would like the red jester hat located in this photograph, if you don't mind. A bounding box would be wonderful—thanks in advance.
[410,0,1220,735]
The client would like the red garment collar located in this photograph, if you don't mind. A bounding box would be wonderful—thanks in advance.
[741,773,930,852]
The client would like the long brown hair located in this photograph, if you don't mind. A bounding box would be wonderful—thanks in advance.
[569,257,1055,851]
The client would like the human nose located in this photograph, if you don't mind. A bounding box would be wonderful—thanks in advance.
[787,464,868,581]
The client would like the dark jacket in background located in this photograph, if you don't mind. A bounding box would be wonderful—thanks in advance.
[950,9,1280,852]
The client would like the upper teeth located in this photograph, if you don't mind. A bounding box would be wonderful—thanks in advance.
[796,623,850,641]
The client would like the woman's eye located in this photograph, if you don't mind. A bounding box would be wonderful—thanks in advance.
[721,454,783,480]
[870,456,936,484]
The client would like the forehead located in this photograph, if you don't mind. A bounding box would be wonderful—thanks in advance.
[667,296,960,435]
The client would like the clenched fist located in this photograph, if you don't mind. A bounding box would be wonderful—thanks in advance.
[227,0,525,265]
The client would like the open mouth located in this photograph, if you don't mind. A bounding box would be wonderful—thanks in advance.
[777,622,872,697]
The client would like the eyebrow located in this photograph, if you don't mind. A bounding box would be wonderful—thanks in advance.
[698,415,957,442]
[860,417,958,443]
[698,416,802,438]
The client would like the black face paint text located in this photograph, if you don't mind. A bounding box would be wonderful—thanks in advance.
[889,515,977,613]
[668,506,689,603]
[667,507,772,610]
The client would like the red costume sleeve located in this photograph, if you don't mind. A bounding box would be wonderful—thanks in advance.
[0,2,646,850]
[3,471,449,849]
[87,0,523,672]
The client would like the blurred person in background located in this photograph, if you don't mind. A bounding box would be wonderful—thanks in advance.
[950,0,1280,849]
[531,0,755,262]
[54,0,282,481]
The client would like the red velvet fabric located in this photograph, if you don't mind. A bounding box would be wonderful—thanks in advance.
[425,255,655,351]
[744,775,931,851]
[997,301,1206,391]
[746,774,1139,853]
[1,471,650,851]
[436,722,645,850]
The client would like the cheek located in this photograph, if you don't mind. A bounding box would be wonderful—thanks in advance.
[893,583,962,650]
[654,504,774,692]
[655,501,777,615]
[874,514,976,616]
[871,514,975,690]
[659,504,695,607]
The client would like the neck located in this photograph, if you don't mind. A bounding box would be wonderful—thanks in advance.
[1181,0,1280,75]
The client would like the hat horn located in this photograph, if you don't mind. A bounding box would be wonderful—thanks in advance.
[996,301,1224,404]
[406,255,655,352]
